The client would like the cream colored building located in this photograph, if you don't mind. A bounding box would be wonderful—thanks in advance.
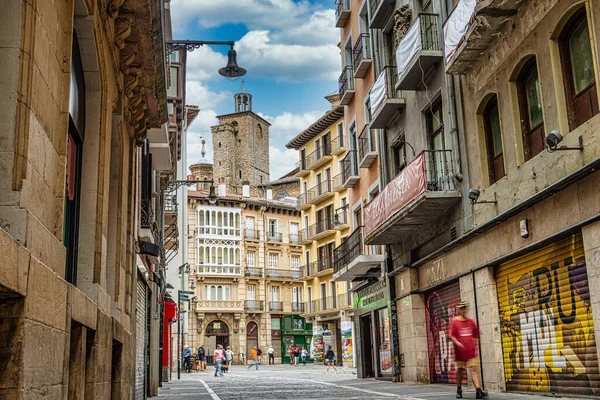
[286,94,354,367]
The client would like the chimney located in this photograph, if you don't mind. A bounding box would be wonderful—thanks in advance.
[242,185,250,197]
[218,184,226,197]
[266,189,273,200]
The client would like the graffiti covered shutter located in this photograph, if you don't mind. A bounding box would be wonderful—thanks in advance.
[425,281,466,384]
[135,279,148,400]
[496,233,599,395]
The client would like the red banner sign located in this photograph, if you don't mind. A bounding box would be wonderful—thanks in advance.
[364,152,427,239]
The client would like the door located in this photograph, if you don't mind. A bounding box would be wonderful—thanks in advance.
[496,233,599,396]
[427,99,445,189]
[290,222,299,244]
[325,168,332,191]
[246,321,259,361]
[307,287,312,313]
[316,173,322,196]
[425,281,465,384]
[360,315,375,378]
[291,255,300,279]
[325,204,334,230]
[292,287,302,311]
[330,281,337,308]
[247,284,256,310]
[135,279,148,399]
[320,283,327,311]
[323,132,331,155]
[269,286,279,311]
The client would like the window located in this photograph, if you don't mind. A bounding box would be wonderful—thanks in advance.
[257,124,263,138]
[300,148,307,169]
[392,141,406,175]
[246,251,255,267]
[559,9,598,130]
[517,58,545,161]
[246,284,256,300]
[238,170,242,179]
[483,96,505,184]
[291,255,300,279]
[292,287,302,304]
[268,220,278,238]
[275,189,288,200]
[268,253,279,271]
[205,285,231,300]
[167,66,178,97]
[365,97,372,124]
[290,223,299,244]
[269,285,279,302]
[337,122,344,147]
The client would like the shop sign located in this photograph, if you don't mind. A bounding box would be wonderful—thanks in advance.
[341,321,353,363]
[355,280,388,311]
[271,330,281,339]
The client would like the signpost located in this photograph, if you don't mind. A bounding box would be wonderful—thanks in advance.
[177,290,196,379]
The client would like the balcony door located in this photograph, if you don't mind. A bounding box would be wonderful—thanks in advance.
[323,132,331,155]
[427,99,446,189]
[247,285,256,310]
[268,253,279,276]
[292,287,302,311]
[291,255,300,279]
[325,204,334,228]
[316,173,322,196]
[246,216,255,239]
[307,286,312,313]
[331,281,337,308]
[325,168,332,191]
[290,222,299,244]
[268,219,278,240]
[316,209,324,232]
[320,282,327,311]
[269,286,279,310]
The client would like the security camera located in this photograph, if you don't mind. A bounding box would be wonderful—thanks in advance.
[545,130,562,151]
[468,188,480,204]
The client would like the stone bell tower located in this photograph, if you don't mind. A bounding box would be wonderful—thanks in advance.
[211,81,271,196]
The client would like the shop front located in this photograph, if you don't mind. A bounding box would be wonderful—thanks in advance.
[496,233,600,396]
[424,281,466,385]
[162,300,177,382]
[354,278,396,379]
[271,315,282,363]
[281,315,313,364]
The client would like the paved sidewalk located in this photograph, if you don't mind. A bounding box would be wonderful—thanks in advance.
[158,364,590,400]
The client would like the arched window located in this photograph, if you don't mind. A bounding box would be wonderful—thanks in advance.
[257,124,263,138]
[217,285,223,300]
[210,285,217,299]
[483,95,505,184]
[559,9,598,130]
[517,58,545,161]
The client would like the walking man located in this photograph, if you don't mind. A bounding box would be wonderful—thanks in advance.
[267,345,275,365]
[449,302,487,399]
[213,344,225,377]
[247,346,259,370]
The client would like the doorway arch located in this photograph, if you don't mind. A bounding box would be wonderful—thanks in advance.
[206,320,230,351]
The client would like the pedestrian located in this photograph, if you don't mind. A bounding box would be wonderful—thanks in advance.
[183,345,193,373]
[257,346,263,365]
[325,345,338,374]
[247,346,259,370]
[225,346,233,372]
[288,345,294,365]
[197,344,206,371]
[239,352,245,364]
[301,347,307,365]
[449,302,487,399]
[213,344,225,377]
[267,345,275,365]
[294,344,300,367]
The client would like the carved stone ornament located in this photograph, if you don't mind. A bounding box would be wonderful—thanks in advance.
[108,0,126,19]
[115,14,133,49]
[393,5,413,49]
[196,313,205,334]
[233,314,241,333]
[119,43,136,74]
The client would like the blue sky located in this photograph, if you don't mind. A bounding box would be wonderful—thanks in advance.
[171,0,340,180]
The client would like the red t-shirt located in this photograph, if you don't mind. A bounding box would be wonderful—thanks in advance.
[449,317,480,361]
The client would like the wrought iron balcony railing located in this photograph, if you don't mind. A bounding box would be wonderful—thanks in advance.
[244,300,264,311]
[269,301,283,312]
[292,302,305,313]
[245,267,262,277]
[353,33,372,78]
[244,229,260,240]
[265,268,300,280]
[266,232,283,243]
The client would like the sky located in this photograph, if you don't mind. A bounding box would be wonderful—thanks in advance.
[171,0,341,180]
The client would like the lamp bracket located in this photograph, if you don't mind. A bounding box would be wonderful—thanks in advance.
[165,40,234,56]
[166,180,214,193]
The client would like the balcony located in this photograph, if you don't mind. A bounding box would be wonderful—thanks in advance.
[266,232,283,243]
[395,13,443,90]
[337,292,353,309]
[306,143,332,170]
[289,233,301,245]
[245,300,264,312]
[358,124,377,168]
[265,268,301,280]
[369,0,395,29]
[195,300,243,312]
[308,180,334,205]
[331,135,346,156]
[292,302,305,313]
[245,267,263,278]
[244,229,260,241]
[195,264,242,277]
[445,0,523,74]
[333,228,384,282]
[335,0,351,28]
[341,150,359,188]
[334,206,350,231]
[297,192,313,211]
[164,194,178,215]
[308,218,336,241]
[370,66,406,129]
[353,33,372,79]
[269,301,284,312]
[338,66,355,105]
[363,150,461,245]
[307,257,334,278]
[295,155,313,177]
[332,173,345,192]
[297,228,312,245]
[305,296,343,315]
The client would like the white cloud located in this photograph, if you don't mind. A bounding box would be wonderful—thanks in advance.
[186,109,218,170]
[171,0,340,81]
[259,110,326,140]
[269,146,299,180]
[185,80,231,110]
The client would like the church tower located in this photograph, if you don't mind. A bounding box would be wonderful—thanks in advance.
[212,81,271,196]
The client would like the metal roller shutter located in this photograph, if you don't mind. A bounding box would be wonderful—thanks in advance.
[135,279,148,400]
[497,233,599,395]
[425,281,466,384]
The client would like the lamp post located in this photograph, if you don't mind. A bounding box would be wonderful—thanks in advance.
[165,40,247,80]
[177,286,195,380]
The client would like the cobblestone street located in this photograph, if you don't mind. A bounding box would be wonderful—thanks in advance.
[157,365,576,400]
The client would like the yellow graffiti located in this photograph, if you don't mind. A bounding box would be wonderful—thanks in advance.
[496,234,599,395]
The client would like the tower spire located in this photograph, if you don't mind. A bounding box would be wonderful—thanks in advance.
[234,80,252,112]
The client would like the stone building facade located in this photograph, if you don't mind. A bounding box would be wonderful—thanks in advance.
[0,0,173,399]
[184,190,303,364]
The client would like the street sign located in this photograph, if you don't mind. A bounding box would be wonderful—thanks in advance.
[181,290,195,295]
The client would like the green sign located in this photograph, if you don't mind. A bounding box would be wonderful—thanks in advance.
[354,280,389,311]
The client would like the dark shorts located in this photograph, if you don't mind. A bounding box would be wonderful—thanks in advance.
[198,356,205,362]
[327,359,334,363]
